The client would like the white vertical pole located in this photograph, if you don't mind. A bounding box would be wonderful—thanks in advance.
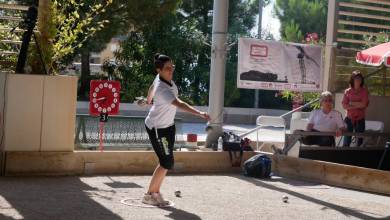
[206,0,229,147]
[254,0,263,108]
[323,0,338,92]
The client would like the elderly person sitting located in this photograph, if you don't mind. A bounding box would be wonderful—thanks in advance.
[301,91,346,147]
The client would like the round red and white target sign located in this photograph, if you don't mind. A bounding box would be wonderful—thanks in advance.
[89,80,120,116]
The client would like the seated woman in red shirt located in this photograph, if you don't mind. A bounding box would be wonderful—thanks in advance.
[342,70,369,147]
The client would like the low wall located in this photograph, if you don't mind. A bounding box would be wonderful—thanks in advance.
[4,150,390,195]
[273,154,390,195]
[77,102,289,125]
[5,151,258,176]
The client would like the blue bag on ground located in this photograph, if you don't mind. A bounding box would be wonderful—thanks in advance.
[243,154,272,178]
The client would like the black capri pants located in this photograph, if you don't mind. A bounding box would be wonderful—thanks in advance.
[145,124,176,170]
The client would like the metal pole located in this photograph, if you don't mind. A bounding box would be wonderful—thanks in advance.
[377,142,389,170]
[206,0,229,147]
[323,0,338,92]
[254,0,263,109]
[238,98,320,139]
[257,0,263,39]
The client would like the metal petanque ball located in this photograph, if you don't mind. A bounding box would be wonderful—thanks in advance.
[282,195,289,203]
[136,99,146,106]
[174,190,181,197]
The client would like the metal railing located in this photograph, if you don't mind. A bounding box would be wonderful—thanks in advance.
[238,98,319,139]
[74,114,184,150]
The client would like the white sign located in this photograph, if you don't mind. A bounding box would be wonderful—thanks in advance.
[237,38,323,92]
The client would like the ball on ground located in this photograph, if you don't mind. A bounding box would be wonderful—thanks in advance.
[174,190,181,197]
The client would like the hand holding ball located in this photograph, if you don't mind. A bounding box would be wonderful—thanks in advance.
[135,97,147,107]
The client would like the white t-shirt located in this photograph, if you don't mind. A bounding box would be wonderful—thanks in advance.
[145,76,178,129]
[308,109,345,132]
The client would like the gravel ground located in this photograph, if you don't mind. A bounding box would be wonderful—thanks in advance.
[0,175,389,220]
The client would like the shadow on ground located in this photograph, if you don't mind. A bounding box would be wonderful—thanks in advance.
[233,175,390,220]
[0,177,122,220]
[0,176,202,220]
[161,206,202,220]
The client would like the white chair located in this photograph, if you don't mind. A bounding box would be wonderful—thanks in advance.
[362,120,384,147]
[290,112,310,133]
[286,112,311,157]
[366,120,384,132]
[256,116,286,151]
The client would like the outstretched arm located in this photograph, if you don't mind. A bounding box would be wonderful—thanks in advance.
[146,84,154,105]
[172,98,210,120]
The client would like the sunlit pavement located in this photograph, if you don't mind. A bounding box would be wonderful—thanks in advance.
[0,175,389,220]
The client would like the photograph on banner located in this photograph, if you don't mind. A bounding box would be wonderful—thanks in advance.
[237,38,323,92]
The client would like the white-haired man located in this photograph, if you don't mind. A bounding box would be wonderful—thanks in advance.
[301,91,346,146]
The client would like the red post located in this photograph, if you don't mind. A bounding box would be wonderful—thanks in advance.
[99,121,104,152]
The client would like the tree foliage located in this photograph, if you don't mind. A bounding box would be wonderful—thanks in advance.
[76,0,179,99]
[0,0,113,74]
[41,0,112,74]
[275,0,327,42]
[114,0,263,106]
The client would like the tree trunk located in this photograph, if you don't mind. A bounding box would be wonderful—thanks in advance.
[37,0,53,74]
[79,49,91,100]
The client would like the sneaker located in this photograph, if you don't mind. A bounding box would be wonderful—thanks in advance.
[152,193,171,206]
[142,193,159,206]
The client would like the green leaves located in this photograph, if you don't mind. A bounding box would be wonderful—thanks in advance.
[38,0,114,74]
[275,0,327,42]
[363,32,390,49]
[281,91,321,110]
[283,21,303,42]
[0,23,19,71]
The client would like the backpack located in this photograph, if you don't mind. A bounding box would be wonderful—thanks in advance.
[222,132,253,167]
[243,154,272,178]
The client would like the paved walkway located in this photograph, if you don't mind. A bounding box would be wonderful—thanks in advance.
[0,175,389,220]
